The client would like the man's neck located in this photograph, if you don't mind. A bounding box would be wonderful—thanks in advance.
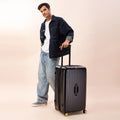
[46,14,52,21]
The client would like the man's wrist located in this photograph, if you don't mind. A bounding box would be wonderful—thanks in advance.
[65,39,70,43]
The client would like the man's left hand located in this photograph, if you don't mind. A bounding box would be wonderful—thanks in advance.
[59,39,70,50]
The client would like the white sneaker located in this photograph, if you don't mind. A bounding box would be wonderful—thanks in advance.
[32,101,47,107]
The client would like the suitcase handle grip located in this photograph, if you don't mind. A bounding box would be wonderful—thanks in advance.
[61,44,71,66]
[74,84,79,96]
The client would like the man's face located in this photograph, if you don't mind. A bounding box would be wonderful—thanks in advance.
[40,6,51,18]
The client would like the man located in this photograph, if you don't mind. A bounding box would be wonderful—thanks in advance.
[32,3,74,106]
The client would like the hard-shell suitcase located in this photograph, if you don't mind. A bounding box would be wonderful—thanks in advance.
[54,45,87,116]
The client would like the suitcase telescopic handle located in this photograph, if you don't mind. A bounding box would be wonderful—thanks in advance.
[61,44,71,66]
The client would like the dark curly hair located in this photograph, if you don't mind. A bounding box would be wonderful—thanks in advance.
[38,3,50,10]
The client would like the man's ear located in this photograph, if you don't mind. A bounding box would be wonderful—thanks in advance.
[49,8,51,12]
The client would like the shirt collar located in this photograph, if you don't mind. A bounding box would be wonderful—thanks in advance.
[43,15,56,24]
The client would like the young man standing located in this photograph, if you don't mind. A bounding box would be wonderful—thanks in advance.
[32,3,74,106]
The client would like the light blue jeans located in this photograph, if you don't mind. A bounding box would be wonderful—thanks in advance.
[37,50,59,102]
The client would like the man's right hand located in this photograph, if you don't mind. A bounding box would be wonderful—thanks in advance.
[40,46,42,50]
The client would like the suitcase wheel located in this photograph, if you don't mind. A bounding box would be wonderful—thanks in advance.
[55,107,59,111]
[64,113,68,116]
[83,110,87,114]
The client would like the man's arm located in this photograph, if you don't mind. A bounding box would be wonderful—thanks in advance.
[59,18,74,50]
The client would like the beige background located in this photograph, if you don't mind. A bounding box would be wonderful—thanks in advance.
[0,0,120,120]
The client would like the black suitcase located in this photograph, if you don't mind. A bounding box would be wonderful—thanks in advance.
[54,45,87,116]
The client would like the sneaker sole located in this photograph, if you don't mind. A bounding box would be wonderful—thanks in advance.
[32,103,47,107]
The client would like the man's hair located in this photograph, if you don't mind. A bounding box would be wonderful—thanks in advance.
[38,3,50,10]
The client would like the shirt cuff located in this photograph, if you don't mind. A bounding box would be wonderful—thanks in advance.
[66,36,73,42]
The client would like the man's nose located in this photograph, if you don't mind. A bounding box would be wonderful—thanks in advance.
[42,11,45,14]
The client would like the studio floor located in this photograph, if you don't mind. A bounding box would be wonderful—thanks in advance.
[0,83,120,120]
[0,53,120,120]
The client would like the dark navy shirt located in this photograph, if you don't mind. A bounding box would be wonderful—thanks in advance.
[40,15,74,58]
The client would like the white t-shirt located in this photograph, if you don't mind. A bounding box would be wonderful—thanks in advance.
[42,20,51,53]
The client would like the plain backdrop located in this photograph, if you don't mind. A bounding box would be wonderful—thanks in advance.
[0,0,120,120]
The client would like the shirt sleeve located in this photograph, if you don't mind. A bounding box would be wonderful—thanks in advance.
[59,18,74,42]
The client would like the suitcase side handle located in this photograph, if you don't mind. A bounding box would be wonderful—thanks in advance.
[74,83,79,96]
[61,44,71,66]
